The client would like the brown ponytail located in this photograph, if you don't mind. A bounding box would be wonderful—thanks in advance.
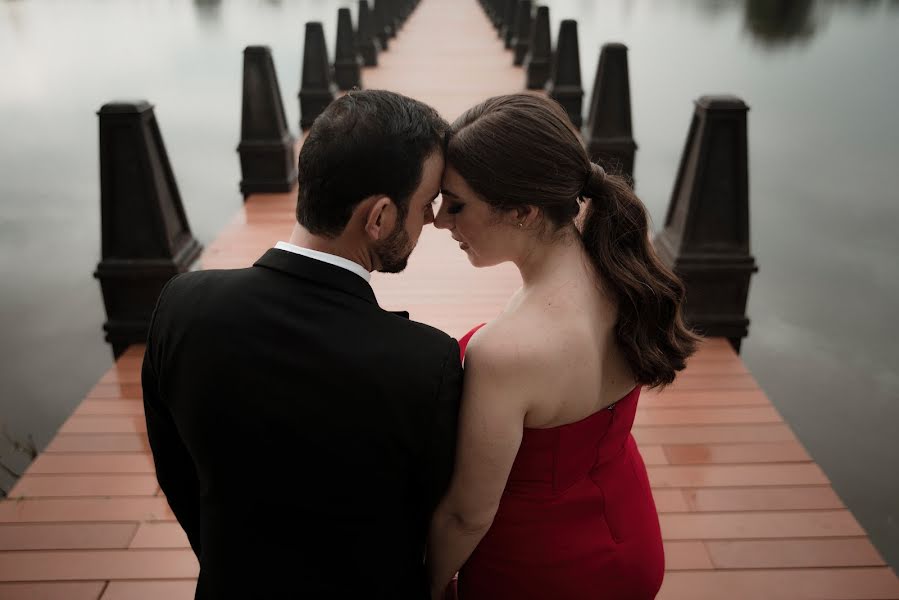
[447,93,698,388]
[580,163,699,387]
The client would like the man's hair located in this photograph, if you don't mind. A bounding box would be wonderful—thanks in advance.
[296,90,448,237]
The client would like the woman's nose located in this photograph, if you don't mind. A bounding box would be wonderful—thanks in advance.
[433,197,452,230]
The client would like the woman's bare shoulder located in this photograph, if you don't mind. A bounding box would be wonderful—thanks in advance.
[466,311,561,374]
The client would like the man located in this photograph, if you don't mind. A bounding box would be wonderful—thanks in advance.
[142,90,461,599]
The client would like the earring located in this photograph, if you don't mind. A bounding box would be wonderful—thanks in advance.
[518,222,523,228]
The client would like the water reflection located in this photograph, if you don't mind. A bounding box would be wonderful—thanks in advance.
[743,0,817,48]
[688,0,897,48]
[194,0,222,24]
[828,0,885,12]
[694,0,743,20]
[1,0,25,36]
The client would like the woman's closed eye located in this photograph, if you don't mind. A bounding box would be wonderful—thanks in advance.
[447,201,465,215]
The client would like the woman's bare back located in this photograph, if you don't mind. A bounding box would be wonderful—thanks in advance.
[472,245,636,429]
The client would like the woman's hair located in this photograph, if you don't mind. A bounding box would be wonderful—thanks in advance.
[446,93,699,387]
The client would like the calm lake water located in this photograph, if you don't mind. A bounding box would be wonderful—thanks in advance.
[1,0,898,569]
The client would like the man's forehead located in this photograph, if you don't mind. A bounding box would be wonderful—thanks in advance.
[429,150,446,170]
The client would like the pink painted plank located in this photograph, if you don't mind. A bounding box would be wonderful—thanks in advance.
[101,580,197,600]
[633,424,797,445]
[665,374,759,391]
[0,498,174,523]
[87,383,142,400]
[639,389,769,407]
[7,475,158,498]
[635,406,782,426]
[678,361,750,375]
[682,486,845,512]
[663,541,714,570]
[662,441,811,464]
[648,463,828,488]
[651,489,690,513]
[660,510,865,540]
[657,568,899,600]
[0,523,138,550]
[129,523,190,549]
[75,400,145,417]
[99,368,142,385]
[0,549,198,581]
[0,582,106,600]
[638,445,668,465]
[706,538,886,569]
[129,522,190,548]
[28,453,154,474]
[45,434,149,454]
[58,416,146,435]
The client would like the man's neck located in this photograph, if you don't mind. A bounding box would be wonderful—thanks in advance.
[288,223,373,272]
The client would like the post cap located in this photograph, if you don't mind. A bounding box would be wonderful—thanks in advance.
[97,101,153,115]
[696,95,749,111]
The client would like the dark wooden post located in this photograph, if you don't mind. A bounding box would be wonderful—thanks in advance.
[399,0,414,22]
[299,22,337,131]
[380,0,395,38]
[495,0,507,35]
[512,0,533,66]
[385,0,401,36]
[654,96,758,352]
[546,20,584,128]
[94,101,203,358]
[238,46,297,198]
[524,5,550,89]
[334,8,362,90]
[502,0,517,46]
[357,0,379,67]
[482,0,498,28]
[584,43,637,181]
[372,0,391,49]
[492,0,503,29]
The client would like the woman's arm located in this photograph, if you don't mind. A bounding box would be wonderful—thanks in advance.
[426,331,531,598]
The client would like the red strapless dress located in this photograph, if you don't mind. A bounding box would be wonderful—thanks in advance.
[455,324,664,600]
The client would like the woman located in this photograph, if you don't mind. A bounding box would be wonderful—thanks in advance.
[426,94,699,600]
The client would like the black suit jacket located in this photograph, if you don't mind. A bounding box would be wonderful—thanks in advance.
[142,249,463,599]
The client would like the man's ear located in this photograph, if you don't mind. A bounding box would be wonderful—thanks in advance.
[363,195,397,241]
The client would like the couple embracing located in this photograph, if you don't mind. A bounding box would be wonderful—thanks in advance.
[142,90,698,599]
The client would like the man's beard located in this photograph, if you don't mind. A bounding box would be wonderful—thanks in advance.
[374,217,414,274]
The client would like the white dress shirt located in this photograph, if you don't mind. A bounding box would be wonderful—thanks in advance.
[274,241,371,283]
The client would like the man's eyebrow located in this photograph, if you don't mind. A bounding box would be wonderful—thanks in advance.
[440,188,460,199]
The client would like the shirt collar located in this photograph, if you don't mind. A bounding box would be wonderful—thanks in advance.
[274,241,371,283]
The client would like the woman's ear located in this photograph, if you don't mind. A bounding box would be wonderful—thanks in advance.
[363,196,397,241]
[512,205,540,228]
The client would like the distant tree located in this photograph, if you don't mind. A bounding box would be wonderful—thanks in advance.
[744,0,817,48]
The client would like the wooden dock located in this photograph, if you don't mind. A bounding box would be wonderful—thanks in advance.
[1,0,897,598]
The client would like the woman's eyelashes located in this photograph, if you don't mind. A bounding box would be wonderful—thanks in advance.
[447,201,465,215]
